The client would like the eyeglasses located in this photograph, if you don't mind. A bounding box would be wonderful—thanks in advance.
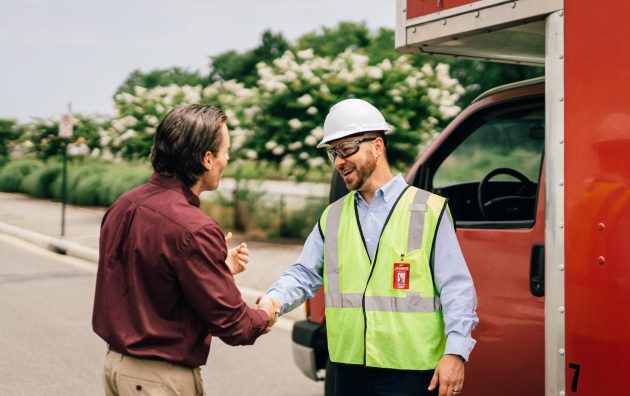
[326,137,377,162]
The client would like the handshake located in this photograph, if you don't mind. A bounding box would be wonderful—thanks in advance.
[256,295,281,333]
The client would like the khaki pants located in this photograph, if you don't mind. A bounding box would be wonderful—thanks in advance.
[102,349,205,396]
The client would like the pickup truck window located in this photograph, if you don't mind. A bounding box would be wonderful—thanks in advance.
[432,106,544,225]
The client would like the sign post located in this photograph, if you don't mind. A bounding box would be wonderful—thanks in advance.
[59,104,73,237]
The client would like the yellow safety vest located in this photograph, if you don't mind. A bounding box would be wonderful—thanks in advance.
[320,186,447,370]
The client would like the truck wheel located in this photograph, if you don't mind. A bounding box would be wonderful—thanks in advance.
[324,360,336,396]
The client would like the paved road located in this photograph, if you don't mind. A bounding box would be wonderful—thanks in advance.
[0,234,323,396]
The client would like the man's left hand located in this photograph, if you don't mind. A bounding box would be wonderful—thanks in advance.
[428,354,465,396]
[225,232,250,275]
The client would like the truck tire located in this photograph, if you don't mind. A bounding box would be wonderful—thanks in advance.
[324,359,336,396]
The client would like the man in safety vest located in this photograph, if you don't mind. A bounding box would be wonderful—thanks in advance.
[262,98,478,396]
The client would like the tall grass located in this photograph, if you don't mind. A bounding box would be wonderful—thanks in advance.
[0,159,45,192]
[0,158,151,207]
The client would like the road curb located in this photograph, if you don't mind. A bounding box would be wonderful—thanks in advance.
[0,221,99,263]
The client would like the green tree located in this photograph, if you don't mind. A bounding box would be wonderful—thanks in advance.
[115,67,208,96]
[295,21,371,58]
[209,30,290,86]
[0,119,19,166]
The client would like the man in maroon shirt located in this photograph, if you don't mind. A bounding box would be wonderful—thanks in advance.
[92,105,277,395]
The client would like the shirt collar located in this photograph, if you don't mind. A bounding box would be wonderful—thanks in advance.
[354,173,408,204]
[149,173,201,207]
[380,174,408,202]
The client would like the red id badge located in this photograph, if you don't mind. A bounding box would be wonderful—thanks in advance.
[393,263,410,289]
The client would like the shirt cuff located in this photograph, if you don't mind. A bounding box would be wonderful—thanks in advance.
[444,333,477,362]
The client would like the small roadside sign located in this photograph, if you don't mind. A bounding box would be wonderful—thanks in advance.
[59,114,73,138]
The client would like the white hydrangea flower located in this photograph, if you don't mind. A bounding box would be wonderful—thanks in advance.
[427,88,441,102]
[297,94,313,106]
[305,135,318,146]
[307,106,318,115]
[297,48,314,60]
[120,115,138,128]
[119,129,137,141]
[203,84,219,97]
[272,146,285,155]
[288,118,302,130]
[134,86,147,96]
[244,106,261,120]
[367,66,383,79]
[280,156,296,168]
[439,105,461,119]
[369,82,382,92]
[379,59,393,71]
[421,64,434,76]
[310,126,324,139]
[245,150,258,160]
[285,70,298,81]
[288,141,303,151]
[299,152,309,160]
[100,135,112,146]
[307,157,325,168]
[101,148,114,161]
[91,147,101,157]
[265,140,278,150]
[436,63,450,78]
[144,115,159,126]
[119,93,136,104]
[320,84,330,95]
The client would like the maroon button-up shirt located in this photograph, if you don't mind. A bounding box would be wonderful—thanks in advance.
[92,173,268,368]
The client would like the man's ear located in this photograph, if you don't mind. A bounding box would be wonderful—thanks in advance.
[373,137,385,157]
[203,151,214,170]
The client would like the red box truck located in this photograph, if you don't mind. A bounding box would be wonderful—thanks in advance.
[291,1,630,395]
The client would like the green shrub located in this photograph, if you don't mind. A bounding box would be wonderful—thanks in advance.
[20,162,62,198]
[67,163,107,205]
[97,165,151,206]
[0,159,45,192]
[273,196,328,240]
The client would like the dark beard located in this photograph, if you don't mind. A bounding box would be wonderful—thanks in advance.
[344,155,377,191]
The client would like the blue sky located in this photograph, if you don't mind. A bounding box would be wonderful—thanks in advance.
[0,0,393,121]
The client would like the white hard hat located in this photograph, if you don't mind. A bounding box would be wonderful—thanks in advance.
[317,98,392,148]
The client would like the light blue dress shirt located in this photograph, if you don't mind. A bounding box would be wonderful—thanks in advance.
[266,174,478,361]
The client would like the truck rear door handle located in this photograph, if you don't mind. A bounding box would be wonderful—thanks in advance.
[530,244,545,297]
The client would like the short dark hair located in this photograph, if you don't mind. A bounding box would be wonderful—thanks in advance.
[151,104,227,186]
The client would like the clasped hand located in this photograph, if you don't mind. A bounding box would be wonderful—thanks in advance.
[256,295,281,333]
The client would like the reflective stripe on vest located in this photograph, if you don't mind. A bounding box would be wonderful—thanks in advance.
[324,187,441,313]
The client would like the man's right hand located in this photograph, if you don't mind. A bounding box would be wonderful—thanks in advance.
[256,295,280,333]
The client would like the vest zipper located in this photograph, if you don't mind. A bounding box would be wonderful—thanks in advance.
[354,186,411,366]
